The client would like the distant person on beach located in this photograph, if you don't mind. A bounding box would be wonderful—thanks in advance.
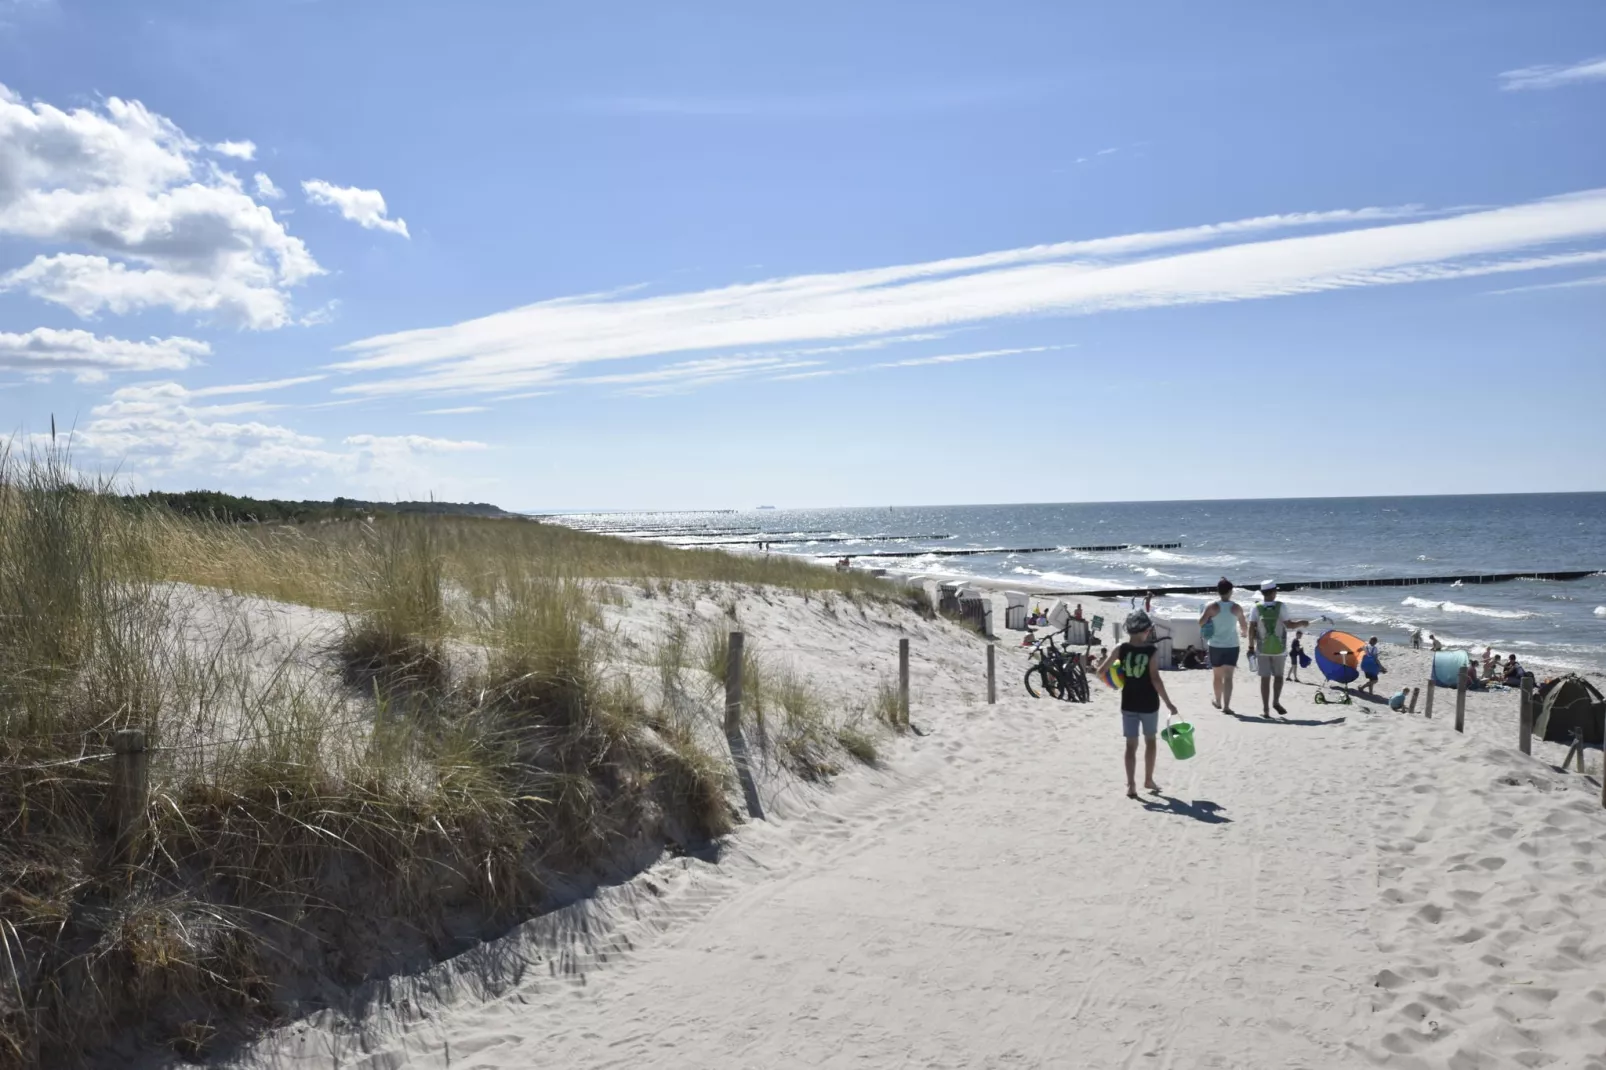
[1198,578,1248,715]
[1359,636,1383,695]
[1410,628,1423,650]
[1288,629,1306,681]
[1247,581,1310,717]
[1095,609,1177,800]
[1074,603,1084,621]
[1481,647,1496,679]
[1430,633,1443,652]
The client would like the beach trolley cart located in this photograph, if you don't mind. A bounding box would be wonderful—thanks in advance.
[1003,591,1029,631]
[1312,630,1366,705]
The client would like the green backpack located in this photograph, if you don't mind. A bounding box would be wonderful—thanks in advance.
[1256,603,1286,656]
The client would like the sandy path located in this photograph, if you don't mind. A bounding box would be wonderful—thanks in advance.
[252,638,1606,1070]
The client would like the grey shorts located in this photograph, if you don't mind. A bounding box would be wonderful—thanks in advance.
[1208,646,1239,668]
[1122,711,1159,738]
[1256,653,1287,677]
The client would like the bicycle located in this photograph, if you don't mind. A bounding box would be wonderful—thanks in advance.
[1024,632,1091,703]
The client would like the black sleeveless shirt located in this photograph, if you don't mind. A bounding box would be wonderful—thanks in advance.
[1116,642,1160,714]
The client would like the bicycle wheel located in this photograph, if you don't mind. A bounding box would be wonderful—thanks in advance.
[1064,663,1091,703]
[1025,664,1063,699]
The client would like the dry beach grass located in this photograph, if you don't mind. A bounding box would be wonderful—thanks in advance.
[0,446,908,1067]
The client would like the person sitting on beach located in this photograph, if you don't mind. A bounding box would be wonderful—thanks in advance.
[1503,655,1523,686]
[1429,633,1443,652]
[1095,609,1177,800]
[1480,647,1496,679]
[1181,644,1208,670]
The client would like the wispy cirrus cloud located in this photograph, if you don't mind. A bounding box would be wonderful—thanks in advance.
[1498,55,1606,91]
[324,189,1606,402]
[773,345,1068,381]
[1489,272,1606,295]
[574,81,1056,118]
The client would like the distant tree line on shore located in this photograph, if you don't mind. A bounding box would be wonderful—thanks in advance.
[127,489,517,523]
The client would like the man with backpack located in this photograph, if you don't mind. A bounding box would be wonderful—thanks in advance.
[1247,580,1309,717]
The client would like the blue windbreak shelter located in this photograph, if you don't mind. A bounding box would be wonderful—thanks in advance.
[1431,650,1470,687]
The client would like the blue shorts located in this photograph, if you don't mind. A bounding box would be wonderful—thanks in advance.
[1122,711,1159,738]
[1208,646,1239,668]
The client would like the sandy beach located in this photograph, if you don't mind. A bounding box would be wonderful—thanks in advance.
[243,586,1606,1070]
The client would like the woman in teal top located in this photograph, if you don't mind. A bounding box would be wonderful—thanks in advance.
[1198,578,1248,715]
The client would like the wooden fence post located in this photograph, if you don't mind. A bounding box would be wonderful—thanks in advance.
[110,728,149,868]
[1407,687,1420,715]
[1519,672,1534,756]
[724,632,764,820]
[1424,679,1435,719]
[898,638,910,727]
[986,644,996,705]
[1454,667,1468,733]
[724,632,743,736]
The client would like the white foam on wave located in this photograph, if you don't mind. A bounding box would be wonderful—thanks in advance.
[1400,596,1539,621]
[1596,606,1606,618]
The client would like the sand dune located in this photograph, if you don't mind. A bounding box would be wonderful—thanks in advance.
[242,599,1606,1070]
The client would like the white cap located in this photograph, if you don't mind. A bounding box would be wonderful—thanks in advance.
[1260,579,1277,591]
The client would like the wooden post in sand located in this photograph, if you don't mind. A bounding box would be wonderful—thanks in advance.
[723,632,764,820]
[986,644,996,705]
[898,638,910,727]
[1454,667,1468,733]
[1407,687,1420,715]
[1519,673,1534,756]
[724,632,744,736]
[110,728,149,868]
[1424,679,1436,719]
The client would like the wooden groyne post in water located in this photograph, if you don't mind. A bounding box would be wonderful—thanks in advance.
[110,728,149,869]
[724,632,764,820]
[1454,667,1469,733]
[898,638,910,727]
[1518,673,1534,756]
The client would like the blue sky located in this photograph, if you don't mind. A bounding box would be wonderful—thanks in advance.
[1,0,1603,510]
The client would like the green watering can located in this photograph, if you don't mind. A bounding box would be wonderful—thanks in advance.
[1160,718,1196,760]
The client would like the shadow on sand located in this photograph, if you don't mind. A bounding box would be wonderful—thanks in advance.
[1139,795,1232,824]
[1224,710,1347,727]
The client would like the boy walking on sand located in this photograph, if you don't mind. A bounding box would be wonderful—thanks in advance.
[1096,609,1178,799]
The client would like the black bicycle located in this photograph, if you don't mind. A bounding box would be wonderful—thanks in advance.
[1024,632,1091,703]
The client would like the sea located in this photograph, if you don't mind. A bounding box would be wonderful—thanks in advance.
[548,493,1606,674]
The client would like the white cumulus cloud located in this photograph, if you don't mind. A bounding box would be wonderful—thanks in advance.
[253,172,284,200]
[302,179,409,237]
[0,83,321,328]
[1499,55,1606,91]
[72,381,485,493]
[211,139,257,160]
[0,327,208,381]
